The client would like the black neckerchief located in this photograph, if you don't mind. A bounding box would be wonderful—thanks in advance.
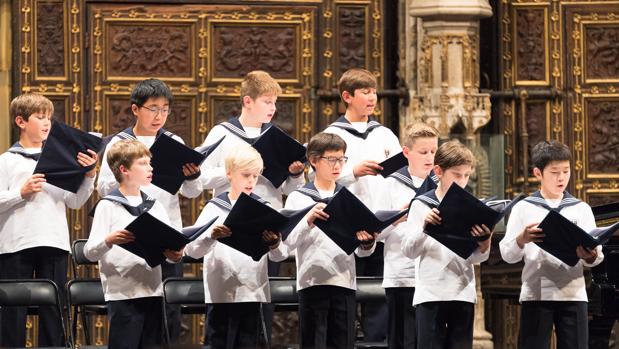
[328,115,382,140]
[90,188,156,217]
[7,142,41,161]
[116,127,174,141]
[390,167,439,194]
[209,191,269,211]
[295,182,343,204]
[523,190,581,212]
[219,117,272,144]
[414,189,440,209]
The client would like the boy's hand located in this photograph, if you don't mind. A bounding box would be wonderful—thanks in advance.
[262,230,281,249]
[78,149,98,178]
[472,224,493,253]
[356,230,377,250]
[516,222,544,248]
[104,230,135,248]
[211,225,231,240]
[164,248,184,262]
[576,245,598,264]
[20,173,46,199]
[182,163,201,178]
[424,208,442,227]
[353,160,382,178]
[288,161,305,177]
[307,202,329,227]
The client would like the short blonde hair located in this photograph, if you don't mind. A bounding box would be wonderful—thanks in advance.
[224,145,264,174]
[240,70,282,105]
[106,140,152,183]
[402,122,440,147]
[435,140,476,170]
[10,93,54,123]
[338,68,377,106]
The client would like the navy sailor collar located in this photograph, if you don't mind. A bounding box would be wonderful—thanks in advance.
[390,167,439,193]
[295,182,344,203]
[116,127,174,141]
[329,115,382,140]
[209,191,269,211]
[219,117,272,144]
[7,142,41,161]
[414,189,440,209]
[91,188,156,217]
[523,190,581,211]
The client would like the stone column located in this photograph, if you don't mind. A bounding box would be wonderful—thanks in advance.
[400,1,495,348]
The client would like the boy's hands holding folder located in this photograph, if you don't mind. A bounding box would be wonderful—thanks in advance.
[262,230,281,249]
[20,173,46,199]
[164,248,184,262]
[307,202,330,227]
[288,161,305,177]
[77,149,98,177]
[516,222,544,248]
[471,224,493,253]
[105,229,135,248]
[353,160,383,178]
[181,163,201,178]
[357,230,378,250]
[424,208,442,227]
[211,225,232,239]
[576,245,598,264]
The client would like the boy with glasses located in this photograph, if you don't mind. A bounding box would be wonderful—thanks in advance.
[96,78,202,342]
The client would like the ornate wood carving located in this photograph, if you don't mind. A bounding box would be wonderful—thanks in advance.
[516,101,547,177]
[337,6,366,75]
[211,25,297,80]
[588,193,619,207]
[514,8,546,83]
[35,0,65,78]
[49,96,68,124]
[107,23,194,80]
[584,26,619,81]
[587,99,619,174]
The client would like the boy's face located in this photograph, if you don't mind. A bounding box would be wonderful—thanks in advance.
[131,97,170,135]
[243,94,277,123]
[342,87,377,117]
[121,156,153,187]
[311,150,346,183]
[534,160,570,198]
[16,112,52,144]
[435,164,473,191]
[404,137,438,178]
[227,167,261,196]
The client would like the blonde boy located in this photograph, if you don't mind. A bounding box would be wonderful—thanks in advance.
[185,145,284,348]
[379,122,439,349]
[0,93,97,347]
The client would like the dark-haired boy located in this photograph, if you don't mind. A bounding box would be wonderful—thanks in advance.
[97,78,202,341]
[500,140,603,349]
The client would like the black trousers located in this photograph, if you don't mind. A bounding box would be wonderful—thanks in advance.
[0,246,67,347]
[206,302,266,349]
[355,242,387,341]
[416,301,474,349]
[519,301,588,349]
[298,285,356,349]
[386,287,416,349]
[161,261,182,343]
[107,296,164,349]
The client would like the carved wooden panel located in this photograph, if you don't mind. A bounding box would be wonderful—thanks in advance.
[210,23,299,82]
[513,7,548,85]
[516,101,549,178]
[583,25,619,82]
[105,22,196,81]
[48,95,69,124]
[34,0,67,80]
[587,192,619,206]
[336,6,366,76]
[585,98,619,176]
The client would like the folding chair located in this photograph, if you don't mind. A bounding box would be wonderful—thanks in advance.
[70,239,106,345]
[65,279,106,348]
[162,277,206,344]
[0,279,70,348]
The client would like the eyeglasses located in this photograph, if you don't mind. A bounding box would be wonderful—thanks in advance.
[320,156,348,167]
[140,105,171,116]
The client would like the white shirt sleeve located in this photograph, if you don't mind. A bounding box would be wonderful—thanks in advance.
[401,200,429,259]
[580,205,605,267]
[500,203,527,264]
[0,155,26,214]
[83,201,114,262]
[97,137,121,197]
[184,204,219,259]
[198,126,230,191]
[61,175,96,209]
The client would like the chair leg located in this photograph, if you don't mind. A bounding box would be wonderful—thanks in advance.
[162,299,171,344]
[82,310,92,345]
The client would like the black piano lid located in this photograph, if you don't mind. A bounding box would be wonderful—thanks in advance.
[592,201,619,222]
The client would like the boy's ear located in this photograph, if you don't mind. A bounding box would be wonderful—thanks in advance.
[402,145,410,156]
[119,164,129,175]
[532,167,543,180]
[131,104,140,116]
[433,165,443,177]
[241,95,252,108]
[14,115,26,129]
[341,90,353,104]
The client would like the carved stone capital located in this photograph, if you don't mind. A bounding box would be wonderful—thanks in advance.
[409,0,492,21]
